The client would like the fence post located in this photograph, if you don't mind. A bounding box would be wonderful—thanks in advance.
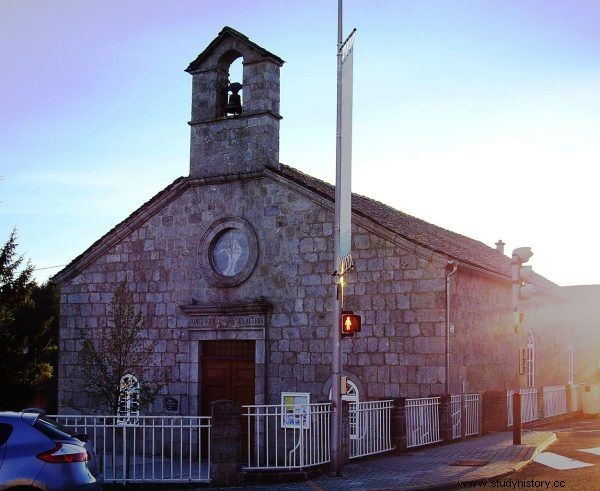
[122,425,127,486]
[482,390,509,433]
[513,392,521,445]
[438,394,453,442]
[478,393,483,436]
[390,398,407,451]
[210,400,243,486]
[461,395,467,438]
[566,384,574,413]
[341,401,350,464]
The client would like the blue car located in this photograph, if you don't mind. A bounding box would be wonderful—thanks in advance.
[0,411,103,491]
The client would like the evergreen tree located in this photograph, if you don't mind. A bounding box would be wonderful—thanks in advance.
[0,230,57,410]
[80,282,166,413]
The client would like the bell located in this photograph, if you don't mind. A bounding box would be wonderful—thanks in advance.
[225,82,243,115]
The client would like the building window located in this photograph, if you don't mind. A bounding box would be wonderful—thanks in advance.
[199,217,258,288]
[526,330,535,387]
[117,373,140,424]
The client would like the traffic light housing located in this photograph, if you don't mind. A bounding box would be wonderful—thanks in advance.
[341,311,361,337]
[518,265,535,300]
[511,247,534,331]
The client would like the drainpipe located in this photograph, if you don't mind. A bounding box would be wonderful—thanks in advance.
[445,260,458,395]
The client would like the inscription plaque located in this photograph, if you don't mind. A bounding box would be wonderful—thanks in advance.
[164,396,179,413]
[189,314,265,329]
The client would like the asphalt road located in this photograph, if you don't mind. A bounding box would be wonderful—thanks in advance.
[450,416,600,491]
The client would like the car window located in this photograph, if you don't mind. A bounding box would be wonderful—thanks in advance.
[0,424,12,445]
[33,415,76,440]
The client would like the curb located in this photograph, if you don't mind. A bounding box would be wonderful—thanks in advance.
[512,432,557,473]
[406,431,558,491]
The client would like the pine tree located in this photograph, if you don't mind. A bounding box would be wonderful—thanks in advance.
[0,230,57,410]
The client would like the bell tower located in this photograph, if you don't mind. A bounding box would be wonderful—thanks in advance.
[186,27,284,178]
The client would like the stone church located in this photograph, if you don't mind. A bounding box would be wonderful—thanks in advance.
[54,27,574,416]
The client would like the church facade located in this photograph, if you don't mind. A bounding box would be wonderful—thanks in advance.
[53,27,574,416]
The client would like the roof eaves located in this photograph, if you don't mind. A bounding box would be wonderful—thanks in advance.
[52,176,188,285]
[185,26,284,73]
[272,164,522,279]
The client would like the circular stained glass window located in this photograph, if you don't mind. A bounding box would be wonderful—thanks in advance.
[200,217,258,288]
[211,229,250,277]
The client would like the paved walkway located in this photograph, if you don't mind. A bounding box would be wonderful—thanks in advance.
[211,430,556,490]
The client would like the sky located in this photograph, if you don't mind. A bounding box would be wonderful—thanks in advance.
[1,0,599,287]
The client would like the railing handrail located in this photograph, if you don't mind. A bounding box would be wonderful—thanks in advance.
[519,387,538,394]
[543,385,566,392]
[52,413,211,484]
[50,414,211,421]
[242,402,332,408]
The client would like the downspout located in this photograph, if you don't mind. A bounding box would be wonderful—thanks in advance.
[445,260,458,395]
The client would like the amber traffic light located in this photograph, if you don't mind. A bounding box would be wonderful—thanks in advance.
[341,311,361,337]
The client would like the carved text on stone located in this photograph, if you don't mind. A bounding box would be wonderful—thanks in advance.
[189,314,265,329]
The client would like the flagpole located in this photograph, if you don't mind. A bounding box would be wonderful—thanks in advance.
[331,0,343,477]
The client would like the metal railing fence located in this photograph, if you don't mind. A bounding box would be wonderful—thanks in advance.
[543,386,567,417]
[450,395,462,439]
[349,400,394,459]
[507,388,539,426]
[51,415,211,484]
[405,397,442,448]
[242,403,331,470]
[507,389,514,427]
[521,387,539,423]
[464,393,480,436]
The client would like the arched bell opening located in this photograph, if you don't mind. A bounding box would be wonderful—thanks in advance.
[216,50,244,117]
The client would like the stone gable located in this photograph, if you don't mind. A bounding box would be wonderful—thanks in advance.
[58,173,459,412]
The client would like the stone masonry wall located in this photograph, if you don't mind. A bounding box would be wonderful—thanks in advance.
[451,270,515,393]
[58,174,573,414]
[58,175,450,413]
[521,295,570,389]
[452,269,571,395]
[342,234,447,399]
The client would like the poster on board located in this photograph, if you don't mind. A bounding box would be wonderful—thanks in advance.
[281,392,310,429]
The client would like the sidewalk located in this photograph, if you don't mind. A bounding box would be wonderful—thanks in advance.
[210,429,556,490]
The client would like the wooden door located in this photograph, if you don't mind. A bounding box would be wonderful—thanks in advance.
[200,340,255,458]
[201,359,255,413]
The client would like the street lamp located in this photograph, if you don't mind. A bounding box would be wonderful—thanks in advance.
[511,246,534,445]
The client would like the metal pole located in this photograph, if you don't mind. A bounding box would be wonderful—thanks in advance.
[511,254,522,445]
[331,0,343,477]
